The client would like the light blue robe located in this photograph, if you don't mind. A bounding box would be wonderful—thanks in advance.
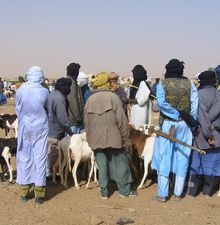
[16,71,50,186]
[151,80,198,177]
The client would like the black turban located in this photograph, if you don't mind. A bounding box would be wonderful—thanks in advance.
[165,59,185,78]
[66,62,81,80]
[129,65,148,99]
[198,71,216,89]
[55,77,72,97]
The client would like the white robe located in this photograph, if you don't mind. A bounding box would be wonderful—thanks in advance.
[130,81,151,129]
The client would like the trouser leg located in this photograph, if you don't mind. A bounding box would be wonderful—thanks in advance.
[21,184,31,197]
[187,174,202,197]
[117,182,131,196]
[158,175,169,198]
[94,150,109,196]
[203,175,216,196]
[107,148,132,196]
[174,175,186,196]
[34,186,46,198]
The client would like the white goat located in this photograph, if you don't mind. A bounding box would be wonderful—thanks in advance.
[1,147,13,182]
[53,133,97,189]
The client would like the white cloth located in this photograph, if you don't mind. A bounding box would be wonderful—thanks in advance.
[130,81,151,128]
[77,71,88,87]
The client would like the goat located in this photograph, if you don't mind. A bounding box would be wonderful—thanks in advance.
[0,114,18,138]
[128,124,156,189]
[53,133,97,189]
[0,138,17,182]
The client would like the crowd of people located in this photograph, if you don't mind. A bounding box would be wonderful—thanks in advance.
[3,59,220,204]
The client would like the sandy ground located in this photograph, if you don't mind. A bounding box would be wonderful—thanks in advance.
[0,99,220,225]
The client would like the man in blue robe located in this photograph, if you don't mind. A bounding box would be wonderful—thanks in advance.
[16,66,50,204]
[151,59,198,202]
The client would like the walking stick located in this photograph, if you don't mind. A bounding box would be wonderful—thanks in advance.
[151,126,206,155]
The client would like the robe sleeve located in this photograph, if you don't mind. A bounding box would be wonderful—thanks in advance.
[189,81,198,120]
[136,81,150,107]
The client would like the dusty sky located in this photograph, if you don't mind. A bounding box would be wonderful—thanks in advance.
[0,0,220,79]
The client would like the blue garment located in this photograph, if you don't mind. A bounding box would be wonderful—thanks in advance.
[158,175,185,197]
[151,80,198,196]
[81,84,91,103]
[71,125,84,134]
[0,93,7,104]
[190,147,220,176]
[16,67,50,186]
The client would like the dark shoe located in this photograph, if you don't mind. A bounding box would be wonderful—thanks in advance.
[119,191,138,198]
[20,195,29,203]
[35,197,45,204]
[129,191,138,197]
[46,177,56,187]
[203,194,211,199]
[153,195,166,203]
[100,193,108,200]
[173,195,182,201]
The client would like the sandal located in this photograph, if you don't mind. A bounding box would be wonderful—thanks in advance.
[153,195,166,203]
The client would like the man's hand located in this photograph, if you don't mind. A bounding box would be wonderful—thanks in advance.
[208,136,215,145]
[123,140,132,152]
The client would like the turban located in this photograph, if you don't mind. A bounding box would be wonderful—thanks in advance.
[198,71,216,88]
[165,59,185,78]
[77,72,88,87]
[132,65,147,82]
[109,72,119,80]
[129,65,147,99]
[26,66,44,84]
[66,62,81,80]
[55,77,72,97]
[91,72,110,89]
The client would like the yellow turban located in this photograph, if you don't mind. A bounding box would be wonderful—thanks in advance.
[91,72,110,89]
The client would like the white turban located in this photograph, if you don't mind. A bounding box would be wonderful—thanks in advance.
[195,72,201,80]
[77,71,88,87]
[26,66,44,84]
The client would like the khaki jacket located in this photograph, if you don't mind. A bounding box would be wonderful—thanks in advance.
[84,89,129,150]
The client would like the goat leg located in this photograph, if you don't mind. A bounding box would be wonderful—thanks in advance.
[2,147,13,182]
[72,157,81,189]
[85,156,95,189]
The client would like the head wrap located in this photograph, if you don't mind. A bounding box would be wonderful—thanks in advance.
[165,59,185,78]
[198,71,216,89]
[109,72,119,80]
[26,66,44,84]
[66,62,81,80]
[129,65,147,99]
[132,65,147,82]
[195,72,201,80]
[91,72,110,89]
[77,72,88,87]
[55,77,72,97]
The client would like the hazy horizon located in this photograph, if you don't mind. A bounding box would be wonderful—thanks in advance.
[1,0,220,79]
